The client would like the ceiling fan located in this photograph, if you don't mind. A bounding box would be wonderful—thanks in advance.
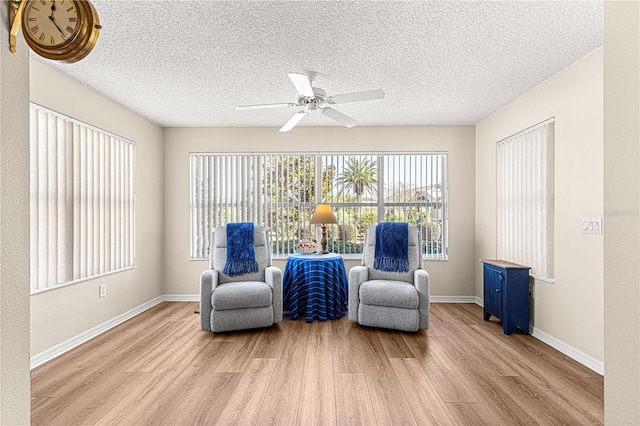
[236,71,385,132]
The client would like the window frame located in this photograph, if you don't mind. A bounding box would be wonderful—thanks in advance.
[190,151,448,261]
[29,103,136,294]
[496,118,554,282]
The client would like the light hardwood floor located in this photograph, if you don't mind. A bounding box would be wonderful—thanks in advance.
[31,302,603,425]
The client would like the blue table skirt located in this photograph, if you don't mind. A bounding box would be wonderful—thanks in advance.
[283,253,348,322]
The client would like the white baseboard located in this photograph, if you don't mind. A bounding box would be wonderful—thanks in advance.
[472,300,603,375]
[431,295,477,303]
[162,294,199,302]
[30,296,164,369]
[530,326,604,375]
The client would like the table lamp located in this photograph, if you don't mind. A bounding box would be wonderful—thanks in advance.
[310,204,338,254]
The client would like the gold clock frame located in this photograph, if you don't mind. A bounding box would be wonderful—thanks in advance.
[9,0,101,63]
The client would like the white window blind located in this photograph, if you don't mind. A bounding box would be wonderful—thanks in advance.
[497,119,554,280]
[190,154,264,259]
[190,152,447,260]
[30,105,136,293]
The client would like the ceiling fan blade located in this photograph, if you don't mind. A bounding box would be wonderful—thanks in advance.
[236,102,297,111]
[279,111,307,132]
[322,107,358,128]
[327,89,385,105]
[288,73,315,97]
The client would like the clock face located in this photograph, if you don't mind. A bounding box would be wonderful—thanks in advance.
[24,0,79,47]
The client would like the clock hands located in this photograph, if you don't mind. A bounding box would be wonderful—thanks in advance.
[49,16,66,38]
[48,0,66,39]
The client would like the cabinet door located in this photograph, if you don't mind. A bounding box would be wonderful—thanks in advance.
[484,265,503,319]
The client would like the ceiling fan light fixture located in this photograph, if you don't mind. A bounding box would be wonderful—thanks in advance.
[238,71,384,132]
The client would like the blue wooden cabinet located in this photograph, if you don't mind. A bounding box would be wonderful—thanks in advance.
[481,260,531,335]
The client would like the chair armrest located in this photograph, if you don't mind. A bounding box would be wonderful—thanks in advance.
[414,269,430,329]
[200,269,219,331]
[348,265,369,322]
[265,266,283,323]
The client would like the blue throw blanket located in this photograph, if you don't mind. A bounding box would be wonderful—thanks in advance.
[374,222,409,272]
[223,222,259,276]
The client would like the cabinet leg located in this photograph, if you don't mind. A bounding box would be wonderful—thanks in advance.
[484,311,491,321]
[503,322,514,335]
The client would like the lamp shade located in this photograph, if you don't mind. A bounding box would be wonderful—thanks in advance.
[310,204,337,225]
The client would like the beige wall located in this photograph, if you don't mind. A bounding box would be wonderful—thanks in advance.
[163,126,476,298]
[603,1,640,423]
[29,60,164,355]
[0,13,31,424]
[476,48,604,363]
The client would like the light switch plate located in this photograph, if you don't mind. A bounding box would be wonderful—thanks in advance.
[581,218,602,235]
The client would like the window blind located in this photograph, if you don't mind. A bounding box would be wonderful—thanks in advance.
[190,152,447,260]
[190,153,264,259]
[30,105,136,293]
[496,119,554,280]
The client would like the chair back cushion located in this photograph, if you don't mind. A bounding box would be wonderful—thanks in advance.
[362,224,421,283]
[210,225,271,284]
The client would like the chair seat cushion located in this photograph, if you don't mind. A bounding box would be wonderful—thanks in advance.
[359,280,419,309]
[212,281,272,311]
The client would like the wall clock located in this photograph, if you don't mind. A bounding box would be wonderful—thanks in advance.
[10,0,101,63]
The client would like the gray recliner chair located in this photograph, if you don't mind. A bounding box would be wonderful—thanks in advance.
[200,225,283,332]
[348,224,429,332]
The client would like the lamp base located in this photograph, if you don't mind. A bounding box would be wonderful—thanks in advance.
[318,223,329,254]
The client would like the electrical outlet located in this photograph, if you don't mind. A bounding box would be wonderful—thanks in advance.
[99,283,107,298]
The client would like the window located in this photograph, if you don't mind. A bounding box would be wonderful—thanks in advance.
[190,152,447,260]
[496,118,554,281]
[30,104,136,293]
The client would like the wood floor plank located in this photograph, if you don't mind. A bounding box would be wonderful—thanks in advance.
[152,372,240,425]
[30,302,604,426]
[297,333,336,425]
[490,375,586,425]
[132,341,239,425]
[250,322,287,358]
[351,324,417,425]
[31,321,176,397]
[400,329,452,371]
[445,402,501,426]
[332,317,365,373]
[215,357,278,425]
[308,317,334,335]
[213,329,265,373]
[460,372,541,425]
[258,320,310,425]
[124,319,196,373]
[377,328,415,358]
[46,372,150,426]
[389,358,458,425]
[469,323,605,416]
[415,360,479,403]
[91,367,186,425]
[335,373,377,426]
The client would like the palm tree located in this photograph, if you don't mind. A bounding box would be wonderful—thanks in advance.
[336,158,378,203]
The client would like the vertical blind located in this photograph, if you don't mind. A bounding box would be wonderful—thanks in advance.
[190,154,264,259]
[496,119,554,280]
[190,152,447,260]
[30,105,136,293]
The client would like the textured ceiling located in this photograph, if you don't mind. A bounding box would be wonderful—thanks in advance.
[37,1,603,128]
